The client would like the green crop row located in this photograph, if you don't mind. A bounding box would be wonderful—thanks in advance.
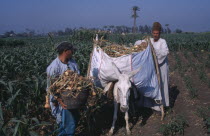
[0,39,25,47]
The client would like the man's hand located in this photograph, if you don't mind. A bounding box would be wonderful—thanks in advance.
[57,98,67,109]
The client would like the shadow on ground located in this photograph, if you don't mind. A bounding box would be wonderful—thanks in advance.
[77,85,180,136]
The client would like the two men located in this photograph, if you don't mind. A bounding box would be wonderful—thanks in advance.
[46,42,80,136]
[135,22,169,109]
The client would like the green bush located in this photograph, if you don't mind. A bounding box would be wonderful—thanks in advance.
[159,115,189,136]
[196,106,210,134]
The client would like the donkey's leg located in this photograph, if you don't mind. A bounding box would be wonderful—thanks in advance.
[160,104,165,121]
[125,111,131,135]
[109,102,118,135]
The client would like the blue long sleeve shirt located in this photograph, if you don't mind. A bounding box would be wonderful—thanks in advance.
[46,57,80,123]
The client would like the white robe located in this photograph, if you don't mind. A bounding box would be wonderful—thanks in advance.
[135,38,169,107]
[150,38,169,107]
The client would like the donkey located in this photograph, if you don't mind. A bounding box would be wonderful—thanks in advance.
[104,63,141,136]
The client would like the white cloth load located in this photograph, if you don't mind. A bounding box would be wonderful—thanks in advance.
[89,43,162,109]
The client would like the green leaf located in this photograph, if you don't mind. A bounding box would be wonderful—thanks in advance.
[7,89,21,106]
[29,131,39,136]
[40,121,51,125]
[0,102,3,121]
[9,118,26,124]
[7,81,13,94]
[13,122,20,136]
[208,128,210,133]
[0,80,6,86]
[31,118,40,125]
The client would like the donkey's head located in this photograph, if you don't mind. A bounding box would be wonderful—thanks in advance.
[112,62,141,112]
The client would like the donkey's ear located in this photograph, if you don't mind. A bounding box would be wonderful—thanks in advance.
[112,62,121,78]
[128,67,141,79]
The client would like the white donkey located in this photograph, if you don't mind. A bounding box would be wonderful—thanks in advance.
[104,63,141,136]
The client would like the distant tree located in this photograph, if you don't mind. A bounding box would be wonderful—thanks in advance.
[16,32,28,37]
[131,6,140,33]
[116,26,124,33]
[148,26,152,33]
[48,31,57,36]
[175,29,182,33]
[144,25,150,34]
[79,27,85,30]
[139,25,144,33]
[139,25,143,33]
[126,26,132,33]
[103,26,108,31]
[120,25,127,33]
[165,24,171,34]
[164,28,168,34]
[57,30,64,36]
[25,28,35,36]
[128,27,132,33]
[65,28,73,35]
[167,27,171,34]
[109,25,115,32]
[161,27,164,33]
[4,30,15,37]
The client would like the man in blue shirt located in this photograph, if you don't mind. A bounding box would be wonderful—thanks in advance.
[46,41,80,136]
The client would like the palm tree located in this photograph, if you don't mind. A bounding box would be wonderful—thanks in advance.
[109,25,115,33]
[131,6,140,33]
[103,26,107,31]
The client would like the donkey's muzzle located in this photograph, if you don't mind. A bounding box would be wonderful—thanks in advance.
[120,106,128,112]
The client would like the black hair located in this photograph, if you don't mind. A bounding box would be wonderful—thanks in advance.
[56,41,76,55]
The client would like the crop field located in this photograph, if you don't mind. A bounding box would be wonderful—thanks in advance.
[0,31,210,136]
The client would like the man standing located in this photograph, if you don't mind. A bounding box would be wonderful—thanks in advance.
[46,41,80,136]
[135,22,169,109]
[150,22,169,108]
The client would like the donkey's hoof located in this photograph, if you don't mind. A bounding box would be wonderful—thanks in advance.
[126,130,131,136]
[161,114,165,121]
[108,130,113,136]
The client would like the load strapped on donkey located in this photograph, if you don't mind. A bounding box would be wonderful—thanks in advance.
[87,35,165,121]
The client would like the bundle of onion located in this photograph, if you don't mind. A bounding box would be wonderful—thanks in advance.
[44,70,98,109]
[102,42,148,57]
[48,70,94,98]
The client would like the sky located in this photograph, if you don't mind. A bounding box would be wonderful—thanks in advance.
[0,0,210,34]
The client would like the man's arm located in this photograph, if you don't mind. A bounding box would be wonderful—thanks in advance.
[46,66,67,109]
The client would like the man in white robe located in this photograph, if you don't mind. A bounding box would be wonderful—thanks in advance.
[135,22,169,110]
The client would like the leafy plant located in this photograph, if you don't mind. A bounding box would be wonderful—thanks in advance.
[196,106,210,134]
[159,115,189,136]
